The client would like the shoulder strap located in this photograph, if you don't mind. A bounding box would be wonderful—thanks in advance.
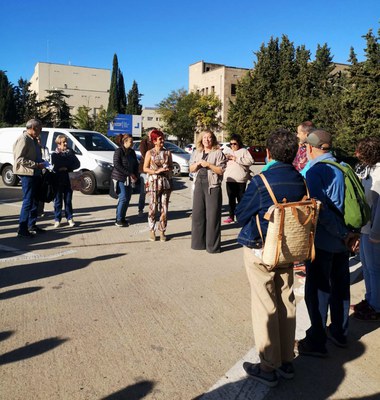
[259,174,278,204]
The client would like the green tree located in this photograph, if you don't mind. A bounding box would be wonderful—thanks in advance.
[73,106,95,130]
[0,70,17,125]
[125,80,143,115]
[38,89,72,127]
[93,106,109,134]
[13,78,39,124]
[189,93,222,132]
[118,70,127,113]
[108,54,119,115]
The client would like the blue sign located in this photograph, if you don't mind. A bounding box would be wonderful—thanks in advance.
[107,114,142,137]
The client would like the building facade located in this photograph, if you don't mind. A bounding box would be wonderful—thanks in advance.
[189,60,250,141]
[29,62,110,116]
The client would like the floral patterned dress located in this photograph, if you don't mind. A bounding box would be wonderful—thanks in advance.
[146,149,173,232]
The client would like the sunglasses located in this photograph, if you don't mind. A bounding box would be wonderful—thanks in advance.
[230,142,238,146]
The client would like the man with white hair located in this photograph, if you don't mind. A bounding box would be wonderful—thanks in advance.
[13,119,46,237]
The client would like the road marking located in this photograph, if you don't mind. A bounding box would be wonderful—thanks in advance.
[0,245,77,262]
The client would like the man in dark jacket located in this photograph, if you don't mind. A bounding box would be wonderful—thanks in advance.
[236,128,306,387]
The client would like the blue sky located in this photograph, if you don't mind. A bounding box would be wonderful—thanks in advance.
[1,0,379,107]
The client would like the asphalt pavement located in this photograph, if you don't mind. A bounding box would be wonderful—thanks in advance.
[0,174,379,400]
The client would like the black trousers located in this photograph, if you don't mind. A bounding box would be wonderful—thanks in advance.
[191,177,222,253]
[226,182,246,219]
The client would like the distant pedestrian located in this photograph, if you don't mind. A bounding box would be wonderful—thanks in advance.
[190,130,226,253]
[13,119,46,237]
[223,134,253,223]
[352,137,380,321]
[111,134,139,227]
[138,129,155,215]
[51,135,80,228]
[143,130,173,242]
[293,121,315,173]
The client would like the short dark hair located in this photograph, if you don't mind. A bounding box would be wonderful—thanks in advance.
[356,137,380,166]
[229,134,244,148]
[266,128,298,164]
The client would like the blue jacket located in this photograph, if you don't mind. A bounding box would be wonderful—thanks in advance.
[305,153,349,252]
[236,162,307,248]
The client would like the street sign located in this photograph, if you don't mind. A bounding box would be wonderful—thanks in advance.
[107,114,142,137]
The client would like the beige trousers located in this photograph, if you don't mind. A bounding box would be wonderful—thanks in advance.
[243,246,296,369]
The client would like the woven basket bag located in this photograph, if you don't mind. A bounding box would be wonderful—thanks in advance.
[256,174,321,271]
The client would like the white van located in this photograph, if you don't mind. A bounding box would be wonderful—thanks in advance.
[0,127,117,194]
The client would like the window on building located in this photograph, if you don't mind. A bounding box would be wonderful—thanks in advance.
[211,86,215,93]
[147,117,153,121]
[205,87,208,95]
[231,84,237,96]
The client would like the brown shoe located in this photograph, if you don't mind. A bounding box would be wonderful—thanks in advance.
[149,231,156,241]
[160,232,167,242]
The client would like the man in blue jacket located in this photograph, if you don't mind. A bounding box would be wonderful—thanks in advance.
[236,128,306,387]
[298,130,359,357]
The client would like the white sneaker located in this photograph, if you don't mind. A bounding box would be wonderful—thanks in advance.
[68,219,75,227]
[54,221,61,228]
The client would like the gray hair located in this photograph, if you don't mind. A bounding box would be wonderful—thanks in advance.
[26,119,42,129]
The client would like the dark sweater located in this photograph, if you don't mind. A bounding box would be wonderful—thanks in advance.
[51,149,80,187]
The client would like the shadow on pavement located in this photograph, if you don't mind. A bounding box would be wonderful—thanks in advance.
[0,253,124,289]
[0,330,15,342]
[0,336,68,365]
[0,286,43,299]
[101,380,155,400]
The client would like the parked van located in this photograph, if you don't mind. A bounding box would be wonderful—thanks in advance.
[0,127,117,194]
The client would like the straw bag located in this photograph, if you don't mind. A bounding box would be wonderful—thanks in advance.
[256,174,321,271]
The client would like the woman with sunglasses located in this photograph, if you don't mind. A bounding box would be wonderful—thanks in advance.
[224,134,253,223]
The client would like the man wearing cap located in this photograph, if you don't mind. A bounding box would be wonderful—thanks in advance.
[298,130,359,357]
[13,119,46,237]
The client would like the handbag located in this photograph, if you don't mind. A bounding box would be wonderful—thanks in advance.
[256,174,321,271]
[69,171,85,191]
[36,170,57,203]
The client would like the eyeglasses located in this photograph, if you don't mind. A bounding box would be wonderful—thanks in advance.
[230,142,238,146]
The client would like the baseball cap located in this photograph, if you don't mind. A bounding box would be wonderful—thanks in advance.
[306,130,332,149]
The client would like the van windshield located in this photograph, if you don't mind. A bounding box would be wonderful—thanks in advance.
[70,131,116,151]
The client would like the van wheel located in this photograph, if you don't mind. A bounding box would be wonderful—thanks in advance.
[80,172,96,195]
[2,165,19,186]
[172,162,181,176]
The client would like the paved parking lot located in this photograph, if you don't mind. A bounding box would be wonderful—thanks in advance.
[1,175,379,399]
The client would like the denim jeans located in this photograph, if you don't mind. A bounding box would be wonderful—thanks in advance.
[304,248,350,347]
[360,234,380,312]
[19,175,41,232]
[54,186,74,221]
[116,181,132,222]
[138,174,147,212]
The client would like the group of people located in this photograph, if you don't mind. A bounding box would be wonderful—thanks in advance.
[13,119,379,389]
[13,119,80,237]
[236,123,380,388]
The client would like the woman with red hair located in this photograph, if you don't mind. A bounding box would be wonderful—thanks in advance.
[143,130,173,241]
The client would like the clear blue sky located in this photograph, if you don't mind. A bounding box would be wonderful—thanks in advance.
[1,0,379,107]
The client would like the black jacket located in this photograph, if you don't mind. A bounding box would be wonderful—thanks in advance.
[111,147,139,182]
[51,149,80,187]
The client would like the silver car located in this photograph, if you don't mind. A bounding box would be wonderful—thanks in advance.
[133,140,190,176]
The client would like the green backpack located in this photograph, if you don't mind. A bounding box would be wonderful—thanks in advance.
[320,160,371,230]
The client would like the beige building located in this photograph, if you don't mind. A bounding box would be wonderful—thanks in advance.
[141,107,165,131]
[29,62,110,116]
[189,60,250,141]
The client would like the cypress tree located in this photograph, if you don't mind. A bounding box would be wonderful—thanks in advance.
[108,54,119,115]
[0,70,17,125]
[125,80,143,115]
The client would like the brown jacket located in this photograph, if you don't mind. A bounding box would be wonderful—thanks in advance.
[139,138,154,173]
[13,131,41,176]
